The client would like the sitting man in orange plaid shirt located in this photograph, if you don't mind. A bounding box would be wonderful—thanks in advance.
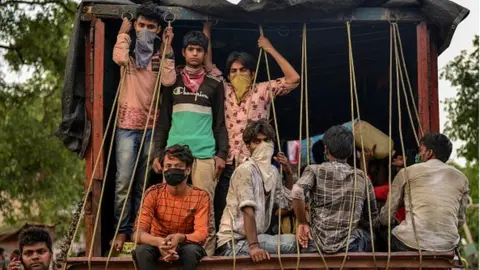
[132,145,210,270]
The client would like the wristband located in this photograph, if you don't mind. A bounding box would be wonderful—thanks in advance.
[249,242,259,247]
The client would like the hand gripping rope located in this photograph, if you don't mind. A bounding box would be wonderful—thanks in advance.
[105,12,176,270]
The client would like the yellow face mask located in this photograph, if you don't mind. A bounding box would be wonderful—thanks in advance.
[230,74,252,103]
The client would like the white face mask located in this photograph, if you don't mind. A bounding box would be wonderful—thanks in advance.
[251,141,274,163]
[250,141,276,193]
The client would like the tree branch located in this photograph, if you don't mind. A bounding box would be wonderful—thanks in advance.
[0,0,75,14]
[0,44,16,50]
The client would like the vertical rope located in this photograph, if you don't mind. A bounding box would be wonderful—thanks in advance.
[394,24,424,137]
[258,25,284,270]
[300,23,329,270]
[393,23,423,269]
[88,90,121,270]
[304,24,310,166]
[339,21,359,270]
[345,20,377,269]
[61,65,126,270]
[105,21,173,270]
[386,23,394,270]
[298,24,305,178]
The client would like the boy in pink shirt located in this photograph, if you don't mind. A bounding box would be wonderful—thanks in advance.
[202,23,301,230]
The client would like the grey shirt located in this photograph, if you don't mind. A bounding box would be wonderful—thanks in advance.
[379,159,469,251]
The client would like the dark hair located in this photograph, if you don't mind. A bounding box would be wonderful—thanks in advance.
[19,227,52,253]
[183,31,208,52]
[243,119,275,145]
[0,247,4,254]
[419,133,452,163]
[137,1,163,25]
[163,145,194,167]
[312,139,325,164]
[225,51,256,75]
[323,125,354,160]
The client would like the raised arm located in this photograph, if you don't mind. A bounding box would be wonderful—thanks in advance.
[113,18,132,66]
[203,22,214,72]
[258,36,300,85]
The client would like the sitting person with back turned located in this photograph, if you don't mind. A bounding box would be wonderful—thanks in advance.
[133,145,210,270]
[292,125,379,254]
[7,227,53,270]
[379,133,469,252]
[216,119,296,263]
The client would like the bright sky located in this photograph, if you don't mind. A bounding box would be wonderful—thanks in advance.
[1,0,478,165]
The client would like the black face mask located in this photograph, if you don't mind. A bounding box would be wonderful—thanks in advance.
[164,168,187,186]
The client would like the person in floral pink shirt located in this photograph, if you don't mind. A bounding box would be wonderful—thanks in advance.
[202,23,300,230]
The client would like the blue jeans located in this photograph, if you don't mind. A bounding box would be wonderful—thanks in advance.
[218,234,297,256]
[302,228,373,253]
[114,128,152,236]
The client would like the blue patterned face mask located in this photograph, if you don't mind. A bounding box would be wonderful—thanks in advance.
[135,29,159,69]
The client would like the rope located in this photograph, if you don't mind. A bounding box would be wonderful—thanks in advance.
[386,23,394,270]
[393,23,423,269]
[393,24,424,137]
[61,66,127,270]
[258,24,285,270]
[298,23,305,178]
[298,23,329,270]
[258,26,281,152]
[344,20,377,269]
[339,21,359,270]
[392,25,419,146]
[88,82,122,270]
[105,20,173,270]
[347,22,378,269]
[304,24,310,167]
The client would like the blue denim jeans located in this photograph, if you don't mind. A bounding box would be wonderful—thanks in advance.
[302,228,373,253]
[114,128,152,236]
[218,234,297,256]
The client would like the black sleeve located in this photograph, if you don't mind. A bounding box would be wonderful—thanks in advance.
[212,81,228,160]
[154,86,173,159]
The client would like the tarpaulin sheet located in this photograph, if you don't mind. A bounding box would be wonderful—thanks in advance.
[56,0,469,157]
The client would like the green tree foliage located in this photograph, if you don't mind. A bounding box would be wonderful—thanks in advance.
[443,36,479,268]
[0,0,83,237]
[441,35,479,166]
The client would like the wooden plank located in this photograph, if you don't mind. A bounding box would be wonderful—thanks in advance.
[429,37,440,132]
[66,252,460,270]
[83,18,95,258]
[85,17,106,257]
[417,21,430,135]
[82,5,424,23]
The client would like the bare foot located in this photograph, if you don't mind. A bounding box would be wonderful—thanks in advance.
[113,233,128,252]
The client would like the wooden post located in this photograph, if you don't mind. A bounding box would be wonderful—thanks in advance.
[417,21,430,135]
[429,38,440,133]
[84,17,105,257]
